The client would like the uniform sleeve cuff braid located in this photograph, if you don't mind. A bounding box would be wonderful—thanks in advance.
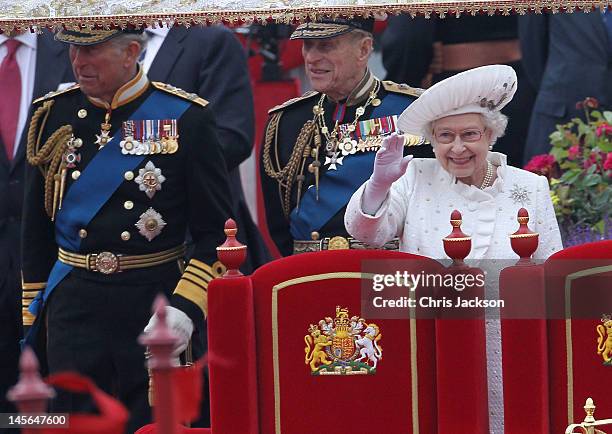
[172,258,226,317]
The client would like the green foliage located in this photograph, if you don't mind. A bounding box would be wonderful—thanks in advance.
[524,99,612,234]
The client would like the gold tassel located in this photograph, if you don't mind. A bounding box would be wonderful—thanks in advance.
[313,130,322,200]
[51,173,60,221]
[58,167,67,210]
[296,173,305,211]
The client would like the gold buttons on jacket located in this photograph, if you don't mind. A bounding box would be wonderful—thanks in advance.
[121,231,131,241]
[124,201,134,210]
[71,170,81,180]
[77,109,87,118]
[78,229,88,238]
[124,171,134,181]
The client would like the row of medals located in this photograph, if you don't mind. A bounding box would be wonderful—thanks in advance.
[120,135,179,156]
[332,133,424,157]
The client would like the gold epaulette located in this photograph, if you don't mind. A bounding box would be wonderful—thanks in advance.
[382,81,424,98]
[151,82,209,108]
[32,84,80,105]
[268,90,320,114]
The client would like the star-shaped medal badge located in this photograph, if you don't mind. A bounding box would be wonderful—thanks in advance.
[509,184,531,206]
[324,152,344,171]
[135,207,166,241]
[135,161,166,199]
[95,130,111,149]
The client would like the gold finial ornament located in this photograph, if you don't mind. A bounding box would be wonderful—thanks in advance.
[584,398,596,423]
[565,397,612,434]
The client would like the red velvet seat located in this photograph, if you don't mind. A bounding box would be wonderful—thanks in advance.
[135,427,210,434]
[207,249,443,434]
[137,242,611,433]
[544,240,612,434]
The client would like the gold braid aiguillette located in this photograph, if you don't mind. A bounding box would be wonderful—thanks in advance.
[262,111,318,217]
[26,100,73,219]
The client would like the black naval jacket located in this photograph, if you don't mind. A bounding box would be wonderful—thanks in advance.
[260,72,434,256]
[22,71,233,328]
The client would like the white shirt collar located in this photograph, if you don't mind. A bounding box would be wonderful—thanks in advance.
[146,26,171,38]
[0,31,37,50]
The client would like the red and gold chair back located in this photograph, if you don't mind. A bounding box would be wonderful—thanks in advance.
[545,240,612,434]
[207,249,442,434]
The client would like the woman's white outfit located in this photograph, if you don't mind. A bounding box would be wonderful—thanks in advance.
[345,152,562,260]
[345,151,563,434]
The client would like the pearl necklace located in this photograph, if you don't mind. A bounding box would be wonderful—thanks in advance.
[479,160,494,190]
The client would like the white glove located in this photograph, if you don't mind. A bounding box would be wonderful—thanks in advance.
[362,133,413,215]
[144,306,194,357]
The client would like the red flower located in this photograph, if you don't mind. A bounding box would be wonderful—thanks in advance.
[525,154,556,175]
[568,145,580,160]
[584,97,599,109]
[604,152,612,171]
[583,152,599,170]
[596,124,612,137]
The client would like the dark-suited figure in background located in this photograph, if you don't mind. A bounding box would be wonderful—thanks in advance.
[382,14,536,167]
[0,30,73,420]
[143,25,270,272]
[519,10,612,164]
[141,24,270,427]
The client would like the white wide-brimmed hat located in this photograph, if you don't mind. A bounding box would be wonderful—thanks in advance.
[397,65,518,137]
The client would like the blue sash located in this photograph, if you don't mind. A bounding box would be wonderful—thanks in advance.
[24,90,190,347]
[290,93,414,240]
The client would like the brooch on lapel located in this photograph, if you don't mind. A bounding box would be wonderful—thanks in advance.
[509,184,532,206]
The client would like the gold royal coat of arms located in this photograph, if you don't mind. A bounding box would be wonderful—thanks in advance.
[304,306,382,375]
[597,314,612,366]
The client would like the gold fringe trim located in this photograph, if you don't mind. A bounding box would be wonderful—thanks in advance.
[0,2,607,32]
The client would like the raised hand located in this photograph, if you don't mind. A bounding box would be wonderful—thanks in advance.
[361,133,413,215]
[371,133,413,189]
